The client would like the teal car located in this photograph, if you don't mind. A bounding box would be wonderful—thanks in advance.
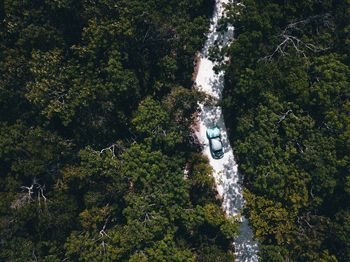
[206,126,224,159]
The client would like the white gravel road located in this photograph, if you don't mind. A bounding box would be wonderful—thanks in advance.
[194,1,259,261]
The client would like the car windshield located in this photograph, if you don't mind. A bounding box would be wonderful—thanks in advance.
[211,138,222,151]
[207,126,220,138]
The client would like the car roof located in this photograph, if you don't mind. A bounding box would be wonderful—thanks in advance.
[211,137,222,151]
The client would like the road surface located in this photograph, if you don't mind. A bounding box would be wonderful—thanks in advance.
[194,1,259,261]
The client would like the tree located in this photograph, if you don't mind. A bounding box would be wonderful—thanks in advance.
[222,0,350,260]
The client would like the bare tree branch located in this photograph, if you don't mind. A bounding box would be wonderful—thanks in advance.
[20,184,34,203]
[12,179,48,209]
[98,143,127,158]
[95,216,112,255]
[277,109,293,124]
[32,250,38,262]
[262,14,332,61]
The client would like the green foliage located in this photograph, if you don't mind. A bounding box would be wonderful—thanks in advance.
[222,0,350,260]
[0,1,238,260]
[244,190,294,244]
[163,86,205,129]
[132,97,170,137]
[328,210,350,261]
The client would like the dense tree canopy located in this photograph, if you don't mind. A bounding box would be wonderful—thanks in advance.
[0,0,239,261]
[221,0,350,260]
[3,0,349,260]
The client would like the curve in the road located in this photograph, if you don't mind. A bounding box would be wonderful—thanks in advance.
[194,1,259,261]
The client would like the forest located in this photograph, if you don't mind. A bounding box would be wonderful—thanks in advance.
[2,0,350,261]
[0,0,239,261]
[221,0,350,261]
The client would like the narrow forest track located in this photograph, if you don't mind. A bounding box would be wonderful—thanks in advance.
[194,1,259,261]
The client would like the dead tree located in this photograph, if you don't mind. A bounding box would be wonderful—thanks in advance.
[36,183,47,208]
[20,184,34,203]
[263,14,332,60]
[11,178,48,209]
[32,250,38,262]
[277,109,293,124]
[97,216,111,255]
[98,142,128,158]
[100,144,117,158]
